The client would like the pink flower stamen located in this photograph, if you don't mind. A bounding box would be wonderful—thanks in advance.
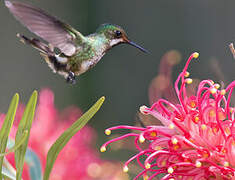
[101,133,139,152]
[124,150,153,169]
[107,125,146,132]
[101,52,235,179]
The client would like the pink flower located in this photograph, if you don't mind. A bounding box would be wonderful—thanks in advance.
[101,52,235,179]
[3,89,128,180]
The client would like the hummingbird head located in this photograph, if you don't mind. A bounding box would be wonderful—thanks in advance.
[96,24,148,53]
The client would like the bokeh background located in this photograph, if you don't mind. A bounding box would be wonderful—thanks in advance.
[1,0,235,177]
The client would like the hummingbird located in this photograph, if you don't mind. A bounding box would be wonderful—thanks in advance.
[5,1,148,84]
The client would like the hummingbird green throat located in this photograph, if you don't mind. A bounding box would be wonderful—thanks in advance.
[5,1,148,84]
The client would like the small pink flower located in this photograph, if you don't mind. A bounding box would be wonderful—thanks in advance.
[101,52,235,179]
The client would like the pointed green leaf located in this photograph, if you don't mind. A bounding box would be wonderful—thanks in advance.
[15,91,38,180]
[0,130,28,156]
[0,94,19,179]
[43,96,105,180]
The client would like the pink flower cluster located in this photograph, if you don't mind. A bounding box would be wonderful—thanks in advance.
[101,52,235,179]
[2,89,128,180]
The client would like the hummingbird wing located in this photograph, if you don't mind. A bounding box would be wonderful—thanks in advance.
[5,1,85,56]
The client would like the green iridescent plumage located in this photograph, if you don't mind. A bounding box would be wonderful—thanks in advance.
[5,1,148,84]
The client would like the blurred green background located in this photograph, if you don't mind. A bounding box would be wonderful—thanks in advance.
[0,0,235,165]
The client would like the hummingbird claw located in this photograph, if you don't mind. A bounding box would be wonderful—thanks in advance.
[66,71,76,84]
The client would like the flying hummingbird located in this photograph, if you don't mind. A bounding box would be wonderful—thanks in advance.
[5,1,148,84]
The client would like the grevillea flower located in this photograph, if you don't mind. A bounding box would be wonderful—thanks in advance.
[2,89,128,180]
[101,52,235,179]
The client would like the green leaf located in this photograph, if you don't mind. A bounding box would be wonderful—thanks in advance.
[15,91,38,180]
[0,130,28,156]
[5,137,42,180]
[43,96,105,180]
[0,94,19,179]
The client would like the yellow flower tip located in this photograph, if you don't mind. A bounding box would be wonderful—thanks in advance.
[194,116,199,122]
[214,83,220,89]
[224,161,229,167]
[230,108,234,113]
[168,123,175,129]
[123,165,129,172]
[105,129,111,136]
[143,175,149,180]
[139,135,145,143]
[201,124,207,130]
[139,105,148,114]
[185,78,193,84]
[195,161,202,168]
[100,146,106,152]
[169,178,175,180]
[168,167,174,174]
[172,137,178,145]
[145,163,151,169]
[184,71,190,78]
[193,52,199,58]
[220,89,226,95]
[210,88,217,94]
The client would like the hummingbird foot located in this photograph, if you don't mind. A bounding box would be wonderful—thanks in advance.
[66,71,76,84]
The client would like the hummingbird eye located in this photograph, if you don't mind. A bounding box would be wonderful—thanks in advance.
[115,30,122,38]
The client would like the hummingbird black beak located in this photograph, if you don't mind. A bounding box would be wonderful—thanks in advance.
[127,41,149,53]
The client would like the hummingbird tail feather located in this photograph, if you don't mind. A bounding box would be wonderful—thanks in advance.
[40,53,67,76]
[17,33,69,78]
[17,33,54,55]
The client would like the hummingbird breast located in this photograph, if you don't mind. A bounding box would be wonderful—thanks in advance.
[79,54,104,74]
[68,35,109,76]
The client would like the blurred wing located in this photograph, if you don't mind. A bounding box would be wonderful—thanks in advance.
[5,1,85,56]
